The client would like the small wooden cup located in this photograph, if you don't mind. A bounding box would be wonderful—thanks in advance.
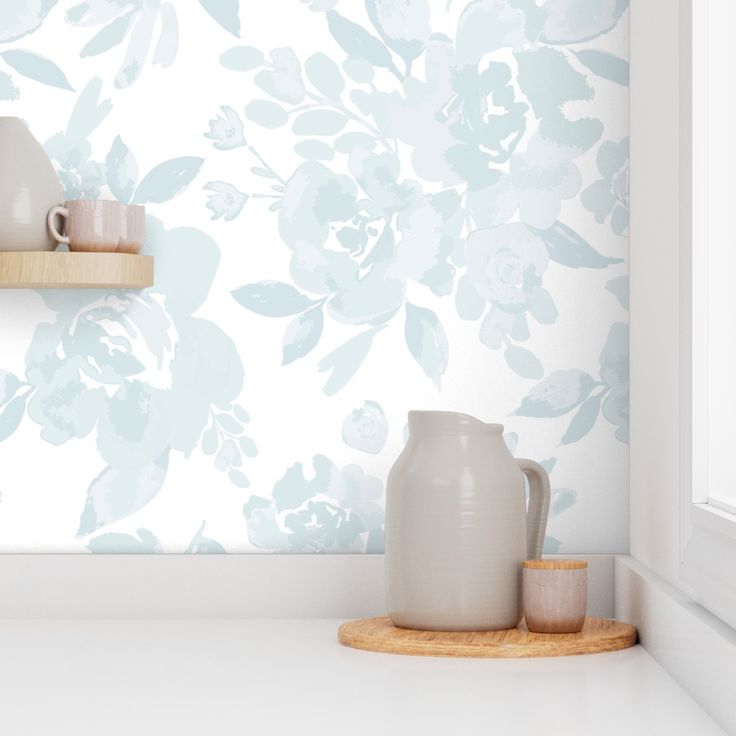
[522,559,588,634]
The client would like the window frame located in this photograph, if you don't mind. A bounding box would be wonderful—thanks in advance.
[680,0,736,629]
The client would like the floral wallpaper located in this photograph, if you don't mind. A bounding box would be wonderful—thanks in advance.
[0,0,628,554]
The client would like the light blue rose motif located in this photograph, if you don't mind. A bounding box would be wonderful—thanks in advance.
[582,137,629,236]
[260,158,459,329]
[218,0,626,391]
[204,181,249,221]
[205,106,247,151]
[386,36,528,189]
[18,217,252,536]
[243,455,384,552]
[508,133,583,230]
[342,400,388,453]
[279,161,357,249]
[466,223,548,308]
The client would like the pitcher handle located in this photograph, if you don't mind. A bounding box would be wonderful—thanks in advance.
[47,205,70,245]
[517,459,551,559]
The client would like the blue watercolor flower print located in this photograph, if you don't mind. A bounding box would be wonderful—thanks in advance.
[205,106,247,151]
[244,455,384,553]
[582,137,629,235]
[342,400,388,454]
[213,0,627,388]
[204,181,249,221]
[514,322,629,444]
[0,80,255,538]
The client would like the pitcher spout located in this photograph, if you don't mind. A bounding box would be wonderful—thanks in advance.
[407,410,503,435]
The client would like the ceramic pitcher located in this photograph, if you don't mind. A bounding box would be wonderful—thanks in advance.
[0,117,63,251]
[385,411,550,631]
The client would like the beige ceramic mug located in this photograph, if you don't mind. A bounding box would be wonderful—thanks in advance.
[48,200,121,252]
[118,204,145,254]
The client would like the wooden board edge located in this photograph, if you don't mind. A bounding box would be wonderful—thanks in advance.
[337,618,638,659]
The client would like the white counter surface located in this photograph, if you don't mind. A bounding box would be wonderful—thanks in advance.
[0,619,724,735]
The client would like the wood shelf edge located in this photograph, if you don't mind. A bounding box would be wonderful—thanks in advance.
[0,251,153,289]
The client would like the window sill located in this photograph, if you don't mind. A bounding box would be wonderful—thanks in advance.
[681,504,736,630]
[616,555,736,735]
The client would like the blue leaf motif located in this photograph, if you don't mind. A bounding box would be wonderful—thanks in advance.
[132,156,204,204]
[79,15,131,57]
[0,395,25,442]
[0,70,19,101]
[606,275,629,309]
[405,303,448,386]
[515,370,595,417]
[294,139,334,160]
[305,52,344,98]
[186,521,226,553]
[239,436,257,458]
[199,0,240,37]
[282,305,324,365]
[334,132,376,153]
[292,109,346,136]
[232,282,318,317]
[318,327,383,396]
[105,135,138,204]
[244,99,289,128]
[0,49,74,91]
[535,221,623,269]
[455,273,486,321]
[228,469,249,488]
[0,370,21,406]
[152,2,178,68]
[504,345,543,379]
[551,489,578,517]
[326,10,401,78]
[77,450,170,537]
[573,50,629,87]
[220,45,264,70]
[88,529,162,553]
[215,414,243,434]
[528,286,558,325]
[561,394,602,445]
[201,427,219,455]
[66,78,111,140]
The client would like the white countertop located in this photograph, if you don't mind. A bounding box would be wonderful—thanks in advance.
[0,619,724,735]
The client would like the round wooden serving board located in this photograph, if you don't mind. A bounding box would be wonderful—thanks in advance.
[338,616,637,658]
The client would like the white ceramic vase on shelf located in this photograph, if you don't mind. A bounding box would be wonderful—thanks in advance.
[385,411,551,631]
[0,117,63,252]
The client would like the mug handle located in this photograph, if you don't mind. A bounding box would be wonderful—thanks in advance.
[47,205,70,245]
[517,458,551,560]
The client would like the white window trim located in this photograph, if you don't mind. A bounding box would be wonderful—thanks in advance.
[679,0,736,629]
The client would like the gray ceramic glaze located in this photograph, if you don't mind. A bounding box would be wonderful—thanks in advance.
[385,411,550,631]
[0,117,63,252]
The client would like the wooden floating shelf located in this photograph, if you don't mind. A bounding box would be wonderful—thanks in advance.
[338,616,638,658]
[0,251,153,289]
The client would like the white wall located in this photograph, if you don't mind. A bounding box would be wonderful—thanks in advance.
[629,0,686,584]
